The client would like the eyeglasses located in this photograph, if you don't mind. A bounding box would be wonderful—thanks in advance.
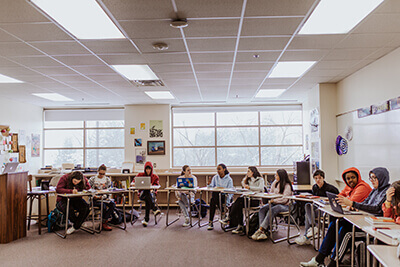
[99,172,106,176]
[369,176,378,181]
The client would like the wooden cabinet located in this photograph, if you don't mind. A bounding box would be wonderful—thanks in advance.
[0,172,27,243]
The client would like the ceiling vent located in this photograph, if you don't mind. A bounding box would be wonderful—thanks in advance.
[130,80,164,86]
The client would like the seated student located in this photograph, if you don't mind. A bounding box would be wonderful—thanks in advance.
[175,165,198,227]
[132,161,161,227]
[382,180,400,224]
[56,171,91,235]
[220,166,264,234]
[295,169,339,245]
[88,164,117,231]
[251,169,293,241]
[301,167,388,267]
[207,163,234,230]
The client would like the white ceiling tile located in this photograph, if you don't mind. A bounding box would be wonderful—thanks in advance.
[98,54,147,64]
[231,77,264,85]
[32,66,77,76]
[173,89,202,102]
[245,0,315,16]
[52,75,91,83]
[187,38,236,52]
[238,37,289,51]
[184,19,240,37]
[151,63,191,73]
[260,84,290,89]
[241,17,302,36]
[235,62,273,71]
[133,38,185,53]
[324,48,379,61]
[236,51,280,62]
[198,79,229,86]
[191,52,234,63]
[119,21,181,39]
[288,35,346,50]
[375,0,400,14]
[0,66,40,76]
[142,53,189,64]
[315,60,358,70]
[337,34,396,49]
[353,14,400,34]
[232,71,266,79]
[102,0,173,20]
[86,74,126,83]
[30,41,90,55]
[0,30,21,42]
[196,72,231,79]
[54,55,105,66]
[12,75,53,83]
[175,0,243,18]
[71,66,116,75]
[305,69,344,77]
[263,78,297,85]
[366,47,397,60]
[158,72,193,80]
[0,0,49,23]
[1,23,72,42]
[81,40,139,54]
[281,50,328,61]
[0,42,42,56]
[194,63,232,72]
[10,56,63,67]
[0,57,21,67]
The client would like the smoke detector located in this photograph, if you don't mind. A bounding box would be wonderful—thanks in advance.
[152,42,169,51]
[170,19,188,29]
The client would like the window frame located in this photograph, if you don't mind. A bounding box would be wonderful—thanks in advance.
[172,108,303,167]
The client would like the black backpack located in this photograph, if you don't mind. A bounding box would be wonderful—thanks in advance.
[110,208,136,225]
[247,212,259,238]
[191,198,209,218]
[47,208,63,232]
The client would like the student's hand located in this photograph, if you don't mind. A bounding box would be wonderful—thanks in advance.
[72,189,78,194]
[386,187,395,202]
[337,195,353,207]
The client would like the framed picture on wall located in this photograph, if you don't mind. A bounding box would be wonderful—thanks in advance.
[147,141,165,155]
[19,145,26,163]
[11,133,18,152]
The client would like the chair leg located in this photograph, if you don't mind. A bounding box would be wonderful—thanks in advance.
[27,196,34,230]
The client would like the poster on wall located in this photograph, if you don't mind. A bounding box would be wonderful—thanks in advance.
[389,97,400,110]
[139,122,146,131]
[357,106,372,118]
[19,145,26,163]
[135,148,146,165]
[149,120,163,138]
[31,134,40,157]
[371,101,390,115]
[11,133,18,152]
[310,108,319,133]
[130,127,135,135]
[134,138,142,146]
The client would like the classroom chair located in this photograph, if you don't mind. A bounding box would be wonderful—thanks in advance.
[27,175,51,235]
[270,208,301,244]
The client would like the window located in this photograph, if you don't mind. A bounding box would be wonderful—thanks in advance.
[172,107,303,167]
[43,110,124,168]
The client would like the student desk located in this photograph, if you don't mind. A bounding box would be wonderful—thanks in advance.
[129,185,161,224]
[165,186,198,227]
[95,189,129,231]
[27,186,56,235]
[197,187,227,228]
[55,192,96,239]
[367,245,400,267]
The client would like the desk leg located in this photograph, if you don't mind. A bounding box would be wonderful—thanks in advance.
[244,196,249,235]
[336,218,339,267]
[351,224,355,267]
[366,233,370,267]
[269,199,273,240]
[130,190,136,225]
[122,194,127,230]
[55,197,70,239]
[166,190,179,227]
[317,208,321,250]
[38,194,42,235]
[198,191,208,228]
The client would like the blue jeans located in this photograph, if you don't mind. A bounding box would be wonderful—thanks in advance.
[304,203,318,235]
[259,203,289,230]
[93,200,116,222]
[319,219,352,261]
[178,193,190,218]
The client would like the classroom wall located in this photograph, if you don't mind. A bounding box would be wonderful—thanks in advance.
[124,104,171,171]
[0,98,42,172]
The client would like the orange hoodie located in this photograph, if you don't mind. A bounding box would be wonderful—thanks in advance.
[338,167,371,202]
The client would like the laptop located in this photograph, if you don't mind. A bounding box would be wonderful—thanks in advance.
[2,162,18,174]
[177,177,194,188]
[326,192,363,215]
[135,176,151,189]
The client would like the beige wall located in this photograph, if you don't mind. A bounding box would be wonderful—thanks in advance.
[0,98,42,172]
[124,104,171,171]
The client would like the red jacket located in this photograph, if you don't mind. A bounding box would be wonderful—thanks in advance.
[56,173,91,202]
[382,203,400,224]
[338,167,371,202]
[134,161,160,186]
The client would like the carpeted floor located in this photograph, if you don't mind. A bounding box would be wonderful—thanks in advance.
[0,210,317,267]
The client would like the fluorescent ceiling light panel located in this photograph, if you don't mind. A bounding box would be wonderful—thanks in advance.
[145,91,175,100]
[269,61,316,78]
[32,93,73,101]
[111,65,159,80]
[0,74,23,83]
[299,0,384,34]
[31,0,124,39]
[255,89,286,98]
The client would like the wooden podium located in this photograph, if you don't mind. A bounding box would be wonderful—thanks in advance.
[0,171,27,243]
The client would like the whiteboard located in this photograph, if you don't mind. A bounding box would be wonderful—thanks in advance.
[337,108,400,183]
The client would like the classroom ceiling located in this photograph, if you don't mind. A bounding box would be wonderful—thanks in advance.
[0,0,399,107]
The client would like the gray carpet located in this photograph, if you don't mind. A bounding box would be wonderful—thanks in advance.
[0,210,317,267]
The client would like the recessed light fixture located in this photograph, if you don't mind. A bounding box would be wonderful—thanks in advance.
[170,19,188,29]
[145,91,175,100]
[299,0,384,35]
[253,54,260,58]
[111,65,159,80]
[30,0,124,39]
[255,89,286,98]
[32,93,74,101]
[152,42,169,51]
[0,74,24,83]
[269,61,316,78]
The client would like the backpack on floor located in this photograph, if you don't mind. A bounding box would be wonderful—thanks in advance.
[247,212,259,238]
[110,208,136,225]
[47,208,63,232]
[191,198,208,218]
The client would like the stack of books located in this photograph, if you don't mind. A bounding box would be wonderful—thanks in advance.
[365,216,395,226]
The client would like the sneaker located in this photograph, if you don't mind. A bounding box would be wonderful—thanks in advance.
[232,225,244,234]
[307,227,319,238]
[295,235,311,245]
[142,220,148,227]
[219,216,230,225]
[251,229,263,240]
[153,209,161,216]
[182,217,190,227]
[66,226,76,235]
[102,223,112,231]
[257,232,268,240]
[207,222,214,230]
[300,257,323,267]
